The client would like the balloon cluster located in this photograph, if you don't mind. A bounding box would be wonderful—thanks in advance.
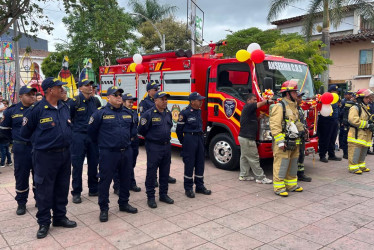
[129,54,145,74]
[235,43,265,64]
[319,92,339,117]
[262,89,274,100]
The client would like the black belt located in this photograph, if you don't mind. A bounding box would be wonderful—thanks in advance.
[146,139,170,145]
[185,132,203,136]
[46,147,69,153]
[100,147,129,152]
[13,140,32,146]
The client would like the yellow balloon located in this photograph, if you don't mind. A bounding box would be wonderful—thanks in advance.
[331,93,339,104]
[236,49,251,62]
[130,63,137,72]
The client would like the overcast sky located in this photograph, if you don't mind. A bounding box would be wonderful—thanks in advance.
[38,0,308,51]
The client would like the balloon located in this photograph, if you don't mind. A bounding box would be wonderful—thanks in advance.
[133,54,143,64]
[236,49,251,62]
[247,43,261,53]
[331,93,339,104]
[129,63,136,72]
[320,92,333,104]
[251,49,265,64]
[320,104,332,117]
[135,64,144,74]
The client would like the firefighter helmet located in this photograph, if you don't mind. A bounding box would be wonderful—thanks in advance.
[279,80,298,93]
[356,89,374,97]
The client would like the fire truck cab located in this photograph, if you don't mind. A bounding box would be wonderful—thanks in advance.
[99,51,318,170]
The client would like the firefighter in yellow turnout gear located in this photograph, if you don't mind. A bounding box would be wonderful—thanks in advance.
[347,89,374,174]
[270,81,304,197]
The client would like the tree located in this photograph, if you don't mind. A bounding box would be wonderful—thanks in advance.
[129,0,177,23]
[58,0,137,75]
[41,51,80,79]
[0,0,77,37]
[138,16,190,53]
[267,0,374,91]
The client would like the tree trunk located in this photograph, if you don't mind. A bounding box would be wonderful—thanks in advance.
[321,0,330,92]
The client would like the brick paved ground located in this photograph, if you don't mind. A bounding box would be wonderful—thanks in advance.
[1,147,374,249]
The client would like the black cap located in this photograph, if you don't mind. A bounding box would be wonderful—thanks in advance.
[78,79,94,88]
[328,85,340,92]
[122,93,137,101]
[189,92,205,101]
[107,86,124,96]
[154,91,170,99]
[19,86,37,95]
[42,77,66,91]
[146,81,160,91]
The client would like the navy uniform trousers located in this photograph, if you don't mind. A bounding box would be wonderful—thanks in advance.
[318,117,339,158]
[33,149,71,225]
[71,132,99,195]
[13,142,34,205]
[339,125,349,155]
[145,142,170,199]
[99,148,132,211]
[182,134,205,190]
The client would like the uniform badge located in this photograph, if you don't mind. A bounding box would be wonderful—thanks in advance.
[22,117,28,126]
[140,118,147,125]
[89,117,94,124]
[171,104,180,124]
[223,99,237,119]
[51,122,56,126]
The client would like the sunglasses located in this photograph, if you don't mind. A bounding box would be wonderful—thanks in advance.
[112,93,123,97]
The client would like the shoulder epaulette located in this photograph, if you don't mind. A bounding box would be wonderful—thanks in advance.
[29,101,41,110]
[97,107,103,110]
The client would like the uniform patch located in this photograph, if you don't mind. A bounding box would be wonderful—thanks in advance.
[103,115,115,119]
[77,107,85,112]
[89,116,94,124]
[152,117,161,122]
[22,117,28,126]
[122,115,132,119]
[178,115,184,122]
[11,114,23,119]
[187,117,196,122]
[140,118,147,125]
[40,117,53,123]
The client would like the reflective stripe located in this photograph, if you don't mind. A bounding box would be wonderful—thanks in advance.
[15,187,29,193]
[347,137,372,147]
[177,122,185,124]
[273,181,285,188]
[274,133,285,142]
[194,175,204,178]
[0,126,11,129]
[359,120,367,129]
[349,164,360,170]
[284,178,298,186]
[296,139,301,145]
[358,163,366,168]
[184,175,193,179]
[298,163,305,171]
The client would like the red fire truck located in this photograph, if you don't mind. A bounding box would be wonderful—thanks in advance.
[99,48,318,170]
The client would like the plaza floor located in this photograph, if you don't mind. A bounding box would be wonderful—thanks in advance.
[1,147,374,249]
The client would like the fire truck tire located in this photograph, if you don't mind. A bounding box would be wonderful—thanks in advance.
[209,134,239,171]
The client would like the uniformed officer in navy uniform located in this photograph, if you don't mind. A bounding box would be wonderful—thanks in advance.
[339,91,353,159]
[138,91,174,208]
[112,93,141,194]
[21,77,76,239]
[70,79,101,204]
[0,86,36,215]
[318,85,342,163]
[88,86,138,222]
[139,82,176,185]
[176,92,212,198]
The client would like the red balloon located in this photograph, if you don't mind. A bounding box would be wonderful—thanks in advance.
[321,92,333,104]
[135,64,144,74]
[251,49,265,64]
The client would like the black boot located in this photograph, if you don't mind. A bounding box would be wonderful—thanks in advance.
[36,224,50,239]
[168,176,176,184]
[52,217,77,228]
[298,173,312,182]
[16,204,26,215]
[119,204,138,214]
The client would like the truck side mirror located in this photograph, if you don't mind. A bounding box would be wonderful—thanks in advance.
[263,77,273,90]
[319,86,324,94]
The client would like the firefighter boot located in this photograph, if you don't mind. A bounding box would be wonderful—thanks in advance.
[298,173,312,182]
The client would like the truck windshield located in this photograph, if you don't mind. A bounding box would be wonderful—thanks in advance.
[256,60,315,99]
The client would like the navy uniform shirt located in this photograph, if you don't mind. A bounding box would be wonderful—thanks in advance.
[0,102,32,142]
[70,92,101,132]
[126,108,139,141]
[20,98,72,150]
[139,95,154,114]
[88,103,133,149]
[176,105,203,143]
[138,107,172,143]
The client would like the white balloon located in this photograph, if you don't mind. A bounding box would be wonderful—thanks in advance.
[320,104,332,117]
[133,54,143,64]
[247,43,261,53]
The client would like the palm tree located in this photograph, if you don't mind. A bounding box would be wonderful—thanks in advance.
[267,0,374,91]
[129,0,178,23]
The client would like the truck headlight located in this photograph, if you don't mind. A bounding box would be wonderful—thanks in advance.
[259,116,272,141]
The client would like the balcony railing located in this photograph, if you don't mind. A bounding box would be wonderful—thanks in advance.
[359,63,372,75]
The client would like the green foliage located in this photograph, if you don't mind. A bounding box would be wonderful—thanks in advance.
[138,16,190,53]
[129,0,177,23]
[58,0,137,76]
[41,52,80,79]
[217,27,300,58]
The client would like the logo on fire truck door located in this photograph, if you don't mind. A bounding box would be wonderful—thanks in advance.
[223,99,237,119]
[171,105,181,123]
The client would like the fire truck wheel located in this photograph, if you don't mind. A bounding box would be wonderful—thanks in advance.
[209,134,239,171]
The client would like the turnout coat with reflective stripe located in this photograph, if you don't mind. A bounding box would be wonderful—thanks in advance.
[348,104,372,147]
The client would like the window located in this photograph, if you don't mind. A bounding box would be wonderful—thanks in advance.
[359,49,373,76]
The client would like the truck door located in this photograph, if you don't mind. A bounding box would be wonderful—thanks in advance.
[115,74,136,96]
[100,74,114,100]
